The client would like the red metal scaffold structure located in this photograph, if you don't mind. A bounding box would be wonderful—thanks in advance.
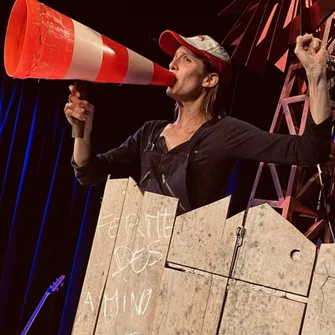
[218,0,335,243]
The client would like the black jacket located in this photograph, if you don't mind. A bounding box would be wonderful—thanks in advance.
[72,113,332,214]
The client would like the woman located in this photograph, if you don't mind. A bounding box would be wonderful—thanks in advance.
[64,30,331,215]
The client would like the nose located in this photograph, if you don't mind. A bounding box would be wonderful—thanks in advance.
[169,58,178,71]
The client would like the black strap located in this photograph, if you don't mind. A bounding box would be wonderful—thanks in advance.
[145,121,169,152]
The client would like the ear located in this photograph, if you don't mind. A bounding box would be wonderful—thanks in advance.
[202,73,219,88]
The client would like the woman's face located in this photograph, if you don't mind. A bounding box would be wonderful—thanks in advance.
[166,46,208,102]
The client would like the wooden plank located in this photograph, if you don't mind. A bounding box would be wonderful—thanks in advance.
[151,268,227,335]
[219,279,305,335]
[168,197,242,276]
[202,275,227,335]
[233,204,316,296]
[301,244,335,335]
[94,191,178,334]
[71,178,129,335]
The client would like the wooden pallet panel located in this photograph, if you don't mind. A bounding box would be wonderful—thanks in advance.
[151,268,227,335]
[219,280,306,335]
[71,178,129,335]
[233,204,316,296]
[302,243,335,335]
[94,191,178,334]
[168,197,241,276]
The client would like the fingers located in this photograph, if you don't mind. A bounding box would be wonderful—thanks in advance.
[64,103,87,122]
[68,85,81,104]
[69,85,80,97]
[295,34,312,52]
[64,100,94,123]
[68,85,93,110]
[295,34,324,56]
[64,100,94,117]
[65,102,87,114]
[310,37,322,55]
[67,97,92,110]
[78,100,94,113]
[65,84,94,128]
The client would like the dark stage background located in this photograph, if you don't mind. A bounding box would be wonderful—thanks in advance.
[0,0,285,334]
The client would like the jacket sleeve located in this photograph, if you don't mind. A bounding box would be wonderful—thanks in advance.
[223,113,332,165]
[71,123,146,186]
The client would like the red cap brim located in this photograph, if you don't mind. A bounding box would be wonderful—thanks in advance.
[159,30,208,59]
[159,30,232,87]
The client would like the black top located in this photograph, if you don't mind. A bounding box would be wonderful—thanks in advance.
[72,113,332,212]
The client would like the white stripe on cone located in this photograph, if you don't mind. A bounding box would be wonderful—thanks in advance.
[123,48,153,84]
[64,20,104,81]
[64,20,156,84]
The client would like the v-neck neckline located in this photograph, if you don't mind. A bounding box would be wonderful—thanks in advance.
[157,118,217,153]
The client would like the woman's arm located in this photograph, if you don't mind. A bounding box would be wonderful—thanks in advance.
[294,34,330,125]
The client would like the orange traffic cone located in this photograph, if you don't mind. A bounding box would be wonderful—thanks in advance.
[4,0,175,87]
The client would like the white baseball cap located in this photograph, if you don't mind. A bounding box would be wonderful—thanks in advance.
[159,30,232,86]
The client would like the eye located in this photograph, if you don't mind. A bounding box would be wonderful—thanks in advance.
[183,55,192,62]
